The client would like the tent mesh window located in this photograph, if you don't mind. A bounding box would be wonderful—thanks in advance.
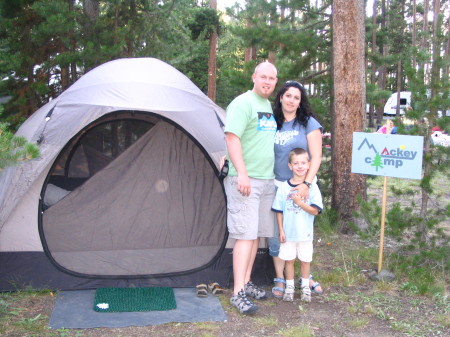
[40,112,227,278]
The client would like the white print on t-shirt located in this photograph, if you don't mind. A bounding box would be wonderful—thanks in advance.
[275,130,300,146]
[257,112,277,131]
[285,191,306,214]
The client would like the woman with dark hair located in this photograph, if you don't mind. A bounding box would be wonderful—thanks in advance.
[270,81,323,299]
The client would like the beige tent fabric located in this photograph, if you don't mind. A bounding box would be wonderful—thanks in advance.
[43,121,226,276]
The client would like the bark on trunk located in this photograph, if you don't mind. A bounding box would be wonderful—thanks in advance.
[331,0,367,223]
[207,0,218,102]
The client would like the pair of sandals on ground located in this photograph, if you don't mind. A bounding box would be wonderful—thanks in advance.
[196,282,224,297]
[272,274,323,301]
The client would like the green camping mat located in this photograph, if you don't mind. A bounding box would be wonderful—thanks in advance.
[93,287,177,312]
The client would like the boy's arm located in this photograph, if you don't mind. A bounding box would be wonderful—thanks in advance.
[276,212,286,243]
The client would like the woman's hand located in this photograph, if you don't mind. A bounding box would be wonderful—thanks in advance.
[291,183,309,199]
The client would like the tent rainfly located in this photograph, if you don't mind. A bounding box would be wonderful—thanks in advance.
[0,58,274,291]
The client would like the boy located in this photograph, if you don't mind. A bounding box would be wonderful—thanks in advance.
[271,148,323,302]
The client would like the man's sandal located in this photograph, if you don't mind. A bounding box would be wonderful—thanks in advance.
[208,282,224,296]
[196,283,208,297]
[272,278,285,299]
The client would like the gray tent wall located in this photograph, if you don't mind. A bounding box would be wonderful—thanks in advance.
[0,58,274,291]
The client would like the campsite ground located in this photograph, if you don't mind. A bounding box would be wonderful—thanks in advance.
[1,232,449,337]
[1,175,449,337]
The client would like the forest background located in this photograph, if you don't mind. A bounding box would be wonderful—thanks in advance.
[0,0,448,299]
[0,1,449,336]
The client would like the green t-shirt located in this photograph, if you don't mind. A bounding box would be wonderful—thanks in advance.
[224,90,276,179]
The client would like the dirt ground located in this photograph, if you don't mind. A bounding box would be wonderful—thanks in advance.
[4,234,449,337]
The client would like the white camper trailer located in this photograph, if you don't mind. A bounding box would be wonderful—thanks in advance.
[383,91,412,116]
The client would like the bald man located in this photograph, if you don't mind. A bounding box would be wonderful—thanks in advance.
[224,62,278,314]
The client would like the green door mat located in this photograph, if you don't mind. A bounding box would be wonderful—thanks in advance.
[94,287,177,312]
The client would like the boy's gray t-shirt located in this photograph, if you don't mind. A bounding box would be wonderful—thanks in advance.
[274,117,322,181]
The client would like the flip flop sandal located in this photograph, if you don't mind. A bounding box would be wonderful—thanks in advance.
[311,281,323,294]
[272,278,286,299]
[196,283,208,297]
[208,282,224,296]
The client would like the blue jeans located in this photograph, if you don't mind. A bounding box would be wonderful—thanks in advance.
[268,237,280,257]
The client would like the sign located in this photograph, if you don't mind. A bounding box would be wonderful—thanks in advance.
[351,132,424,179]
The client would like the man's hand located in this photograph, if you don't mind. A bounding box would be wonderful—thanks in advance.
[225,132,251,196]
[237,174,251,196]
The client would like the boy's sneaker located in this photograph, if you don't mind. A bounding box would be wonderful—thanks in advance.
[244,281,267,300]
[230,290,259,315]
[283,285,295,302]
[301,285,311,302]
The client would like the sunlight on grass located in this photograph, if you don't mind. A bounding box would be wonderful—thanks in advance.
[391,320,417,334]
[348,317,369,329]
[263,298,278,307]
[362,303,377,315]
[435,314,450,328]
[375,280,396,292]
[198,333,217,337]
[194,322,218,332]
[323,292,350,302]
[278,324,315,337]
[253,315,278,327]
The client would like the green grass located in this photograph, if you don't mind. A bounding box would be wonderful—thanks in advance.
[0,290,83,337]
[348,317,369,329]
[278,324,315,337]
[253,315,278,327]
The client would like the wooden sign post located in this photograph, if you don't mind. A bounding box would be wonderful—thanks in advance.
[351,132,424,274]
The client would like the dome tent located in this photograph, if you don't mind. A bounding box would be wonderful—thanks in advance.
[0,58,273,291]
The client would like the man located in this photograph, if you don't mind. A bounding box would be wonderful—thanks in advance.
[224,61,278,314]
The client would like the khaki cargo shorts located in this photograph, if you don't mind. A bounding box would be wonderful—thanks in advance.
[224,176,275,240]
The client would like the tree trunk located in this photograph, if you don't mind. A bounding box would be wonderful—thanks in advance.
[395,60,402,117]
[446,16,450,83]
[125,0,136,57]
[419,0,440,241]
[83,0,99,21]
[61,0,75,90]
[369,0,378,128]
[244,16,256,62]
[376,0,387,125]
[207,0,218,102]
[419,0,429,82]
[331,0,367,224]
[412,0,417,69]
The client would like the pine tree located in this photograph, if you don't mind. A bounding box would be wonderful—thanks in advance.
[0,123,39,170]
[331,0,367,223]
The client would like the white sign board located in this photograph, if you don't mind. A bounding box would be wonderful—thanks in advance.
[351,132,424,179]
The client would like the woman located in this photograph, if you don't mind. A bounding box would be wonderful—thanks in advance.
[270,81,323,298]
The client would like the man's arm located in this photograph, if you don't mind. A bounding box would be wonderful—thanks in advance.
[225,132,251,196]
